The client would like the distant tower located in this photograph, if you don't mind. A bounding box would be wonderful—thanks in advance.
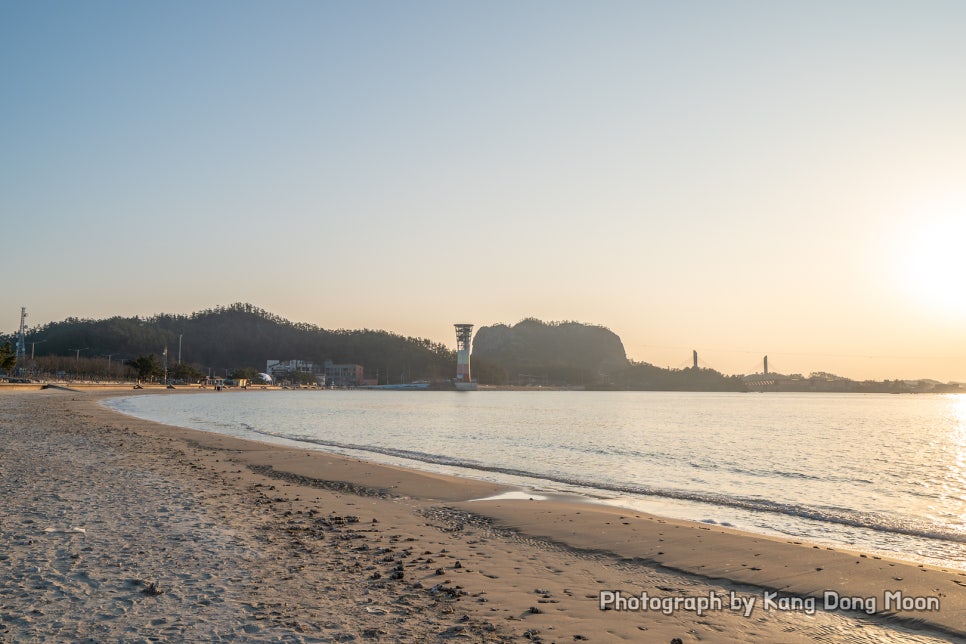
[15,307,27,369]
[692,350,698,369]
[454,324,475,390]
[763,355,769,375]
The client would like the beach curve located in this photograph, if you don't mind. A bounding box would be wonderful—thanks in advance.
[1,386,963,642]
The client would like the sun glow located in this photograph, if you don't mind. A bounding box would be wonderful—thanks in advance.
[898,207,966,319]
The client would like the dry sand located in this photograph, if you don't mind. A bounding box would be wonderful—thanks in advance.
[0,386,963,642]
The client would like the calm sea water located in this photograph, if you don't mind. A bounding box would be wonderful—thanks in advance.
[104,390,966,570]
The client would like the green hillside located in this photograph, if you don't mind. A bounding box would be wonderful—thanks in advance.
[4,303,454,384]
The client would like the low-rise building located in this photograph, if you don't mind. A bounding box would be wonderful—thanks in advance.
[324,360,364,387]
[266,358,367,387]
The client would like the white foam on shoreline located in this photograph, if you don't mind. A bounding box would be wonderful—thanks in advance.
[468,491,549,502]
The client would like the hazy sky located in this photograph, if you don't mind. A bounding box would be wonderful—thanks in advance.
[3,1,965,381]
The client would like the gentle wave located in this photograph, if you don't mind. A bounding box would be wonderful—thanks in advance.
[245,424,966,546]
[104,390,966,569]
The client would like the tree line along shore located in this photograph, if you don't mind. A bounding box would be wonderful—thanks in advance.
[2,303,960,393]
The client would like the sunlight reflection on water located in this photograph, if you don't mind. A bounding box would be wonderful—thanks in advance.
[107,390,966,569]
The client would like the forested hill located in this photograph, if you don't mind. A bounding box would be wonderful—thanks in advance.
[8,303,455,382]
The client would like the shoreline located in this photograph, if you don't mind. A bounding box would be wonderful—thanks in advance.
[1,387,964,641]
[99,385,966,573]
[5,380,964,394]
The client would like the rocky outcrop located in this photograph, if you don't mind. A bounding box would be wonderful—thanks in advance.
[472,319,627,385]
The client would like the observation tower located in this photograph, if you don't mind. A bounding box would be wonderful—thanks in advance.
[454,324,476,391]
[15,307,27,373]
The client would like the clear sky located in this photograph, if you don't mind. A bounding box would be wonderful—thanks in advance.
[3,1,965,382]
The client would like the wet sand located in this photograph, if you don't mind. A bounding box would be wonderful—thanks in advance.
[1,386,963,642]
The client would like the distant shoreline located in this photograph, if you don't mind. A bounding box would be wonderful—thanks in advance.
[2,380,963,395]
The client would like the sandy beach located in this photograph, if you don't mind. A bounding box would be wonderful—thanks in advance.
[1,386,964,642]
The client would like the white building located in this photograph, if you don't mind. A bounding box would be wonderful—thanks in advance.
[266,359,324,385]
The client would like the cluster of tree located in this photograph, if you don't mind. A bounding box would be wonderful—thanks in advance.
[745,372,962,394]
[0,342,16,372]
[606,361,747,391]
[123,355,206,382]
[1,303,456,384]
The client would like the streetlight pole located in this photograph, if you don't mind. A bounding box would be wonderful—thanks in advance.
[103,354,115,380]
[30,339,46,360]
[68,348,89,377]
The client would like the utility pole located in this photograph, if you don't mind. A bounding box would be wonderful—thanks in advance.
[163,345,169,385]
[104,354,115,378]
[178,334,183,364]
[68,347,89,376]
